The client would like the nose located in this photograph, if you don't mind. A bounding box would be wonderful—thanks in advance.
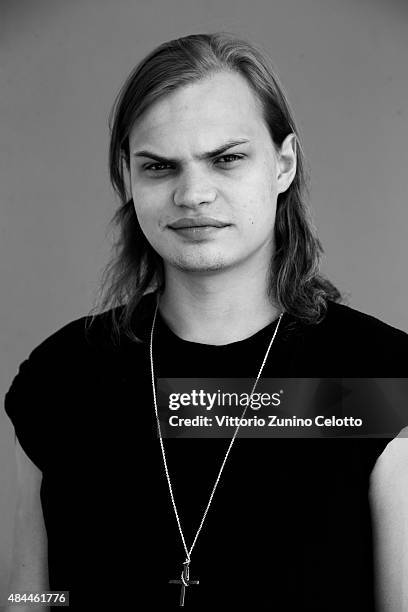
[173,168,217,208]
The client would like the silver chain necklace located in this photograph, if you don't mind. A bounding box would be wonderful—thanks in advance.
[149,293,284,606]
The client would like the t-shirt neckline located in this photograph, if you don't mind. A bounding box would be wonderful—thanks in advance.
[156,309,285,351]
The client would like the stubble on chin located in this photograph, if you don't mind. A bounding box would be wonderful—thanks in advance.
[167,251,228,273]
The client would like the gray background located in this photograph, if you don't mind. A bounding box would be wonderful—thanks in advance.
[1,0,407,601]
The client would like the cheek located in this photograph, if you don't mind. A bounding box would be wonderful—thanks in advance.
[132,189,156,220]
[132,182,168,220]
[132,200,156,240]
[238,167,276,209]
[240,188,276,230]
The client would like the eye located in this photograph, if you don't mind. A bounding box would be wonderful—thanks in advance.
[215,154,243,166]
[143,162,172,172]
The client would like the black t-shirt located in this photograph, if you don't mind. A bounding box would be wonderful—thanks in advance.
[4,292,408,610]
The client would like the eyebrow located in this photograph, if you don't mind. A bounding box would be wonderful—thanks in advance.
[132,138,250,164]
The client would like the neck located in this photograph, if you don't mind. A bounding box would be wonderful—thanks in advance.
[157,267,281,346]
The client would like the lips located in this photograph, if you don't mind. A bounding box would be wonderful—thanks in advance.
[168,217,230,229]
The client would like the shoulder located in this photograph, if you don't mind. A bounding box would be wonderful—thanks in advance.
[325,300,407,335]
[25,305,125,362]
[322,299,407,339]
[22,292,157,366]
[294,299,408,375]
[320,299,408,348]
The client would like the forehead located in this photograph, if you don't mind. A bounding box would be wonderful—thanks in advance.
[129,71,268,150]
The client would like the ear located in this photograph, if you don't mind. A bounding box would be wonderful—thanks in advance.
[276,133,297,194]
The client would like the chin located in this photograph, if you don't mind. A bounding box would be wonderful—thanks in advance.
[169,254,229,273]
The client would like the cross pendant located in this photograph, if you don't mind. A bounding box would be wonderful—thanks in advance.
[169,560,199,606]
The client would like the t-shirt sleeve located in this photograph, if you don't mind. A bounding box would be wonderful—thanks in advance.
[3,316,92,474]
[4,344,54,473]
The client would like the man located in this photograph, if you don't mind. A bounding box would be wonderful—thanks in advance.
[5,32,408,611]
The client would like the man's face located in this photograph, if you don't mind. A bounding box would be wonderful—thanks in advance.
[128,70,295,276]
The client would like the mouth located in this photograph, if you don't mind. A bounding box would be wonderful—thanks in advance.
[171,224,227,229]
[168,217,231,230]
[169,225,231,240]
